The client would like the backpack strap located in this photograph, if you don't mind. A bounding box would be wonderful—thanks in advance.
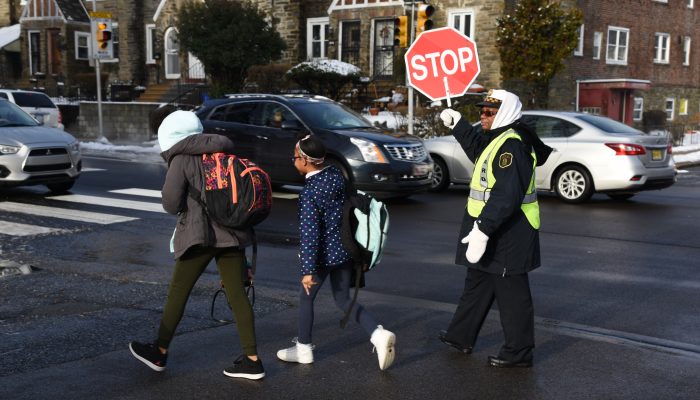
[340,261,363,329]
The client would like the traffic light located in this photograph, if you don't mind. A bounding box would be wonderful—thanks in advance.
[95,22,112,50]
[417,4,435,34]
[394,16,408,47]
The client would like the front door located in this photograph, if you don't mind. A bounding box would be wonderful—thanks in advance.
[164,28,180,79]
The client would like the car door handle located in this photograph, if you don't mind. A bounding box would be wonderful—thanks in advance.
[256,135,269,140]
[214,127,225,132]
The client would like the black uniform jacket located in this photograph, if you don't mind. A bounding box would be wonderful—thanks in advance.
[452,118,542,275]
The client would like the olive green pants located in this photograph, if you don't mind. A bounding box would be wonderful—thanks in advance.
[157,246,257,355]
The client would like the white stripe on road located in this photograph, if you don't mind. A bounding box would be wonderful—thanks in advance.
[48,194,166,213]
[0,220,66,236]
[81,168,106,172]
[109,188,162,198]
[0,202,138,225]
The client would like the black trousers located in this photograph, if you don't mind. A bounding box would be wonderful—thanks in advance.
[445,268,535,362]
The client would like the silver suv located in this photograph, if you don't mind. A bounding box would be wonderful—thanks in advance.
[0,89,63,130]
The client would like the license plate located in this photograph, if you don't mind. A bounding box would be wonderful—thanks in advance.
[412,164,431,177]
[651,149,662,161]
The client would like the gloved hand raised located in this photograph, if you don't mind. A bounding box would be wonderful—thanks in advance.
[440,108,462,129]
[461,221,489,263]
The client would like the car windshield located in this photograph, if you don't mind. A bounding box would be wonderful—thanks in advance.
[11,92,57,108]
[292,101,374,130]
[0,101,41,127]
[574,114,644,135]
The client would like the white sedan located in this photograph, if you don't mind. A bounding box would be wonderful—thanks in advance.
[424,111,677,203]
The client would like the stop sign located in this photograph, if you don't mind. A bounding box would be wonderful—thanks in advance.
[405,27,480,101]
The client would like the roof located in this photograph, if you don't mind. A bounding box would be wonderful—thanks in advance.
[0,24,20,51]
[55,0,90,23]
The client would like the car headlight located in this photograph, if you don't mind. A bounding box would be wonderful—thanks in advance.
[0,145,20,154]
[70,141,80,152]
[350,137,388,163]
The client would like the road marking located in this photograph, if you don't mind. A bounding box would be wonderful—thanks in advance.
[109,188,161,198]
[81,168,106,172]
[0,220,66,236]
[48,194,166,213]
[0,202,138,224]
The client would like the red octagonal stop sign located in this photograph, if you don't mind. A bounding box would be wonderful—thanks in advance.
[405,27,480,101]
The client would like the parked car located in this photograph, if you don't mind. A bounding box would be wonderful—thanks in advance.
[0,89,63,130]
[0,98,81,192]
[424,110,676,203]
[195,94,433,198]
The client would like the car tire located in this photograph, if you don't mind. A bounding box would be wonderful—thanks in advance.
[607,193,636,201]
[46,179,76,194]
[429,156,450,192]
[554,165,593,203]
[326,158,350,181]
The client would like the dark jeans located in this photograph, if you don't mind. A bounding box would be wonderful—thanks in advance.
[298,261,378,344]
[157,246,257,355]
[445,268,534,362]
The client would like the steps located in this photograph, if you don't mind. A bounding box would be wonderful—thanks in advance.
[135,82,174,103]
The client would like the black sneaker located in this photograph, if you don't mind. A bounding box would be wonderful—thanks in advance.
[223,355,265,380]
[129,341,167,372]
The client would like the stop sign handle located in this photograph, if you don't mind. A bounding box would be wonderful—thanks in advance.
[443,77,451,108]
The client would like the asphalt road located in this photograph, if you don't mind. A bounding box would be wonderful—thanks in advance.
[0,156,699,399]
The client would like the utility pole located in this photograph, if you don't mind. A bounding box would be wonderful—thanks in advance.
[407,1,416,136]
[91,0,103,138]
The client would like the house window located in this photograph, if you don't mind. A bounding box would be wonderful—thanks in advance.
[164,27,180,79]
[683,37,691,66]
[592,32,602,59]
[75,32,90,60]
[574,25,584,56]
[654,33,670,63]
[28,30,41,75]
[146,24,157,64]
[448,10,474,38]
[606,26,629,65]
[680,99,688,115]
[340,21,361,66]
[633,97,643,121]
[373,19,394,79]
[665,98,675,120]
[307,17,329,59]
[689,0,694,8]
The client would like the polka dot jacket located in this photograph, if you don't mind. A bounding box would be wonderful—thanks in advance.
[298,165,350,275]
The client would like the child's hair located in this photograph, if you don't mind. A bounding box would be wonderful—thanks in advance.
[296,135,326,165]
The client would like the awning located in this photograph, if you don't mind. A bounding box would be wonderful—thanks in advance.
[0,24,21,52]
[578,79,651,91]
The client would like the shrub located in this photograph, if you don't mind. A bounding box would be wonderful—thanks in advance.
[286,60,362,101]
[245,63,293,93]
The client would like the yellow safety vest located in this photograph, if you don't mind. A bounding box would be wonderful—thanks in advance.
[467,129,540,229]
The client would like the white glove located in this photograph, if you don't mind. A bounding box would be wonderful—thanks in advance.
[461,222,489,263]
[440,108,462,129]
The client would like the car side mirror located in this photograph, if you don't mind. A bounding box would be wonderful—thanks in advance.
[281,120,302,130]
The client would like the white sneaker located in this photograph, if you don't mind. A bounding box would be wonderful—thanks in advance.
[370,325,396,370]
[276,338,314,364]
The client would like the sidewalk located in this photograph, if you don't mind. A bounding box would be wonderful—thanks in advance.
[2,284,699,400]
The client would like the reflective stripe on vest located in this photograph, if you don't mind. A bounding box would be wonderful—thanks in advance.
[467,129,540,229]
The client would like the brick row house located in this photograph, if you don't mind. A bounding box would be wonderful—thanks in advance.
[1,0,698,132]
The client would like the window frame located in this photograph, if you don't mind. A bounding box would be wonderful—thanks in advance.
[75,31,90,61]
[306,17,330,60]
[688,0,694,7]
[28,30,41,75]
[592,31,602,60]
[679,99,688,116]
[146,24,157,64]
[665,98,675,121]
[633,97,644,121]
[653,32,670,64]
[606,26,629,65]
[574,24,584,56]
[447,9,475,38]
[683,36,691,66]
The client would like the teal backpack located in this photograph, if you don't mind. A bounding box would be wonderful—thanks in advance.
[340,184,390,327]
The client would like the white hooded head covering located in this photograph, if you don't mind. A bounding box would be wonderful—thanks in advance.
[486,89,522,130]
[158,110,203,152]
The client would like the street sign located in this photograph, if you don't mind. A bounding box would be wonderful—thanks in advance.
[404,27,480,102]
[89,12,113,60]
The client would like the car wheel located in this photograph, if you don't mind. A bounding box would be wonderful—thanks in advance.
[429,156,450,192]
[607,193,636,201]
[326,158,350,181]
[554,166,593,203]
[47,179,76,194]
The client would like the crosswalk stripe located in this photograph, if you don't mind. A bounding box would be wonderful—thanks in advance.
[110,188,161,198]
[48,194,166,213]
[0,202,138,224]
[0,220,66,236]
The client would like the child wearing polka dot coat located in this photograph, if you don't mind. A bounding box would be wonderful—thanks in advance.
[276,135,396,371]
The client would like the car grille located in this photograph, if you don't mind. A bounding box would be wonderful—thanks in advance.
[383,143,427,162]
[23,147,73,173]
